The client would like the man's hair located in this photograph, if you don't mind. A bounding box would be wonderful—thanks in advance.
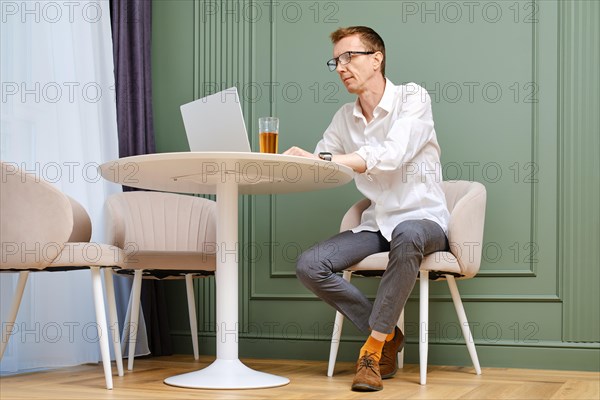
[330,26,386,76]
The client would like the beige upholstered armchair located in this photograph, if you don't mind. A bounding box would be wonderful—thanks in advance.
[0,162,124,389]
[105,191,217,370]
[327,180,487,385]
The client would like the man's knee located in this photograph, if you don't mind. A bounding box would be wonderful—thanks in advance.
[296,248,325,283]
[295,250,311,280]
[297,245,340,285]
[391,220,429,255]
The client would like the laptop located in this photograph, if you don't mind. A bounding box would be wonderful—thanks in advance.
[180,87,252,152]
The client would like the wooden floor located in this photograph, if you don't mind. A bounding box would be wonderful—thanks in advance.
[1,355,598,399]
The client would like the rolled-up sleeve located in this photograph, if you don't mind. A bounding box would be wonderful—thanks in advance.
[357,89,436,174]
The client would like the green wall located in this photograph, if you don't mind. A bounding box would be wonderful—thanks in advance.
[152,0,600,371]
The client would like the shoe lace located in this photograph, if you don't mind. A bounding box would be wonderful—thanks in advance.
[357,352,379,375]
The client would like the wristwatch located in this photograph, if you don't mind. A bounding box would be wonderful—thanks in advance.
[318,152,333,161]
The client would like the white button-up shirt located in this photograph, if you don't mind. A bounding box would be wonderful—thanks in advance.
[315,79,450,241]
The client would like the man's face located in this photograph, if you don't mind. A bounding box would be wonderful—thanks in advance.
[332,35,381,94]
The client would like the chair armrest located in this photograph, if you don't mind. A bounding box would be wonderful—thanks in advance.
[1,162,72,268]
[340,198,371,232]
[445,181,487,277]
[104,195,126,248]
[67,196,92,242]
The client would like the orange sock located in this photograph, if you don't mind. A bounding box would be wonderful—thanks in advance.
[359,335,385,363]
[385,329,395,342]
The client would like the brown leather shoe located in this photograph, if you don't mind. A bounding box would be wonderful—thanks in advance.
[351,352,383,391]
[379,326,405,379]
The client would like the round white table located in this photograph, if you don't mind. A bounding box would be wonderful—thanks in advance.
[100,152,353,389]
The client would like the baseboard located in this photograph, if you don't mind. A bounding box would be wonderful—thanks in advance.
[170,332,600,371]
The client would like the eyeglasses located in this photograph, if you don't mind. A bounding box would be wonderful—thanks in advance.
[326,51,375,71]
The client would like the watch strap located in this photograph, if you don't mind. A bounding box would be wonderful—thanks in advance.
[318,152,332,161]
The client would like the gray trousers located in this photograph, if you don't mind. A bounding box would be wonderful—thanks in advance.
[296,219,448,335]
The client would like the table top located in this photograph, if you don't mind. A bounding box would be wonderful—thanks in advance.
[99,152,354,195]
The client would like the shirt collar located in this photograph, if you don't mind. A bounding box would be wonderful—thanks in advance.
[377,78,396,113]
[352,78,396,120]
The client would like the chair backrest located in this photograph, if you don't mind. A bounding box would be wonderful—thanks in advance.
[339,180,487,278]
[105,191,217,253]
[0,162,90,269]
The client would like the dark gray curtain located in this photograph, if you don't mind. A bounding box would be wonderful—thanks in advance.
[110,0,155,158]
[109,0,172,356]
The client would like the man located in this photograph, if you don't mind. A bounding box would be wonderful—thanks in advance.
[283,26,450,392]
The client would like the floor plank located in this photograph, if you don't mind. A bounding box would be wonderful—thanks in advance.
[0,355,598,400]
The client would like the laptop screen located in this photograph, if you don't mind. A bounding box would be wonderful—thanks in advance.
[180,87,252,152]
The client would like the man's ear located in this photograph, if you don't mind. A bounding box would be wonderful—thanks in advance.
[372,51,384,71]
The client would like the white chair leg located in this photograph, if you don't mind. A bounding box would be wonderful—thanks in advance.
[185,274,199,360]
[127,270,143,371]
[326,270,352,377]
[120,285,132,353]
[419,270,429,385]
[397,308,405,369]
[90,267,113,390]
[0,271,29,360]
[327,310,345,377]
[446,275,482,375]
[104,268,124,376]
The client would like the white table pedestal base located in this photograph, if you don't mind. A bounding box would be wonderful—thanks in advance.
[163,359,290,389]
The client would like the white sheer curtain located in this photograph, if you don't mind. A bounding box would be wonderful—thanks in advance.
[0,0,148,373]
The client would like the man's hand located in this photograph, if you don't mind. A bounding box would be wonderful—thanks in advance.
[283,146,319,159]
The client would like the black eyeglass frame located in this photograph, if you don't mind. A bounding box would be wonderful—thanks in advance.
[326,51,375,71]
